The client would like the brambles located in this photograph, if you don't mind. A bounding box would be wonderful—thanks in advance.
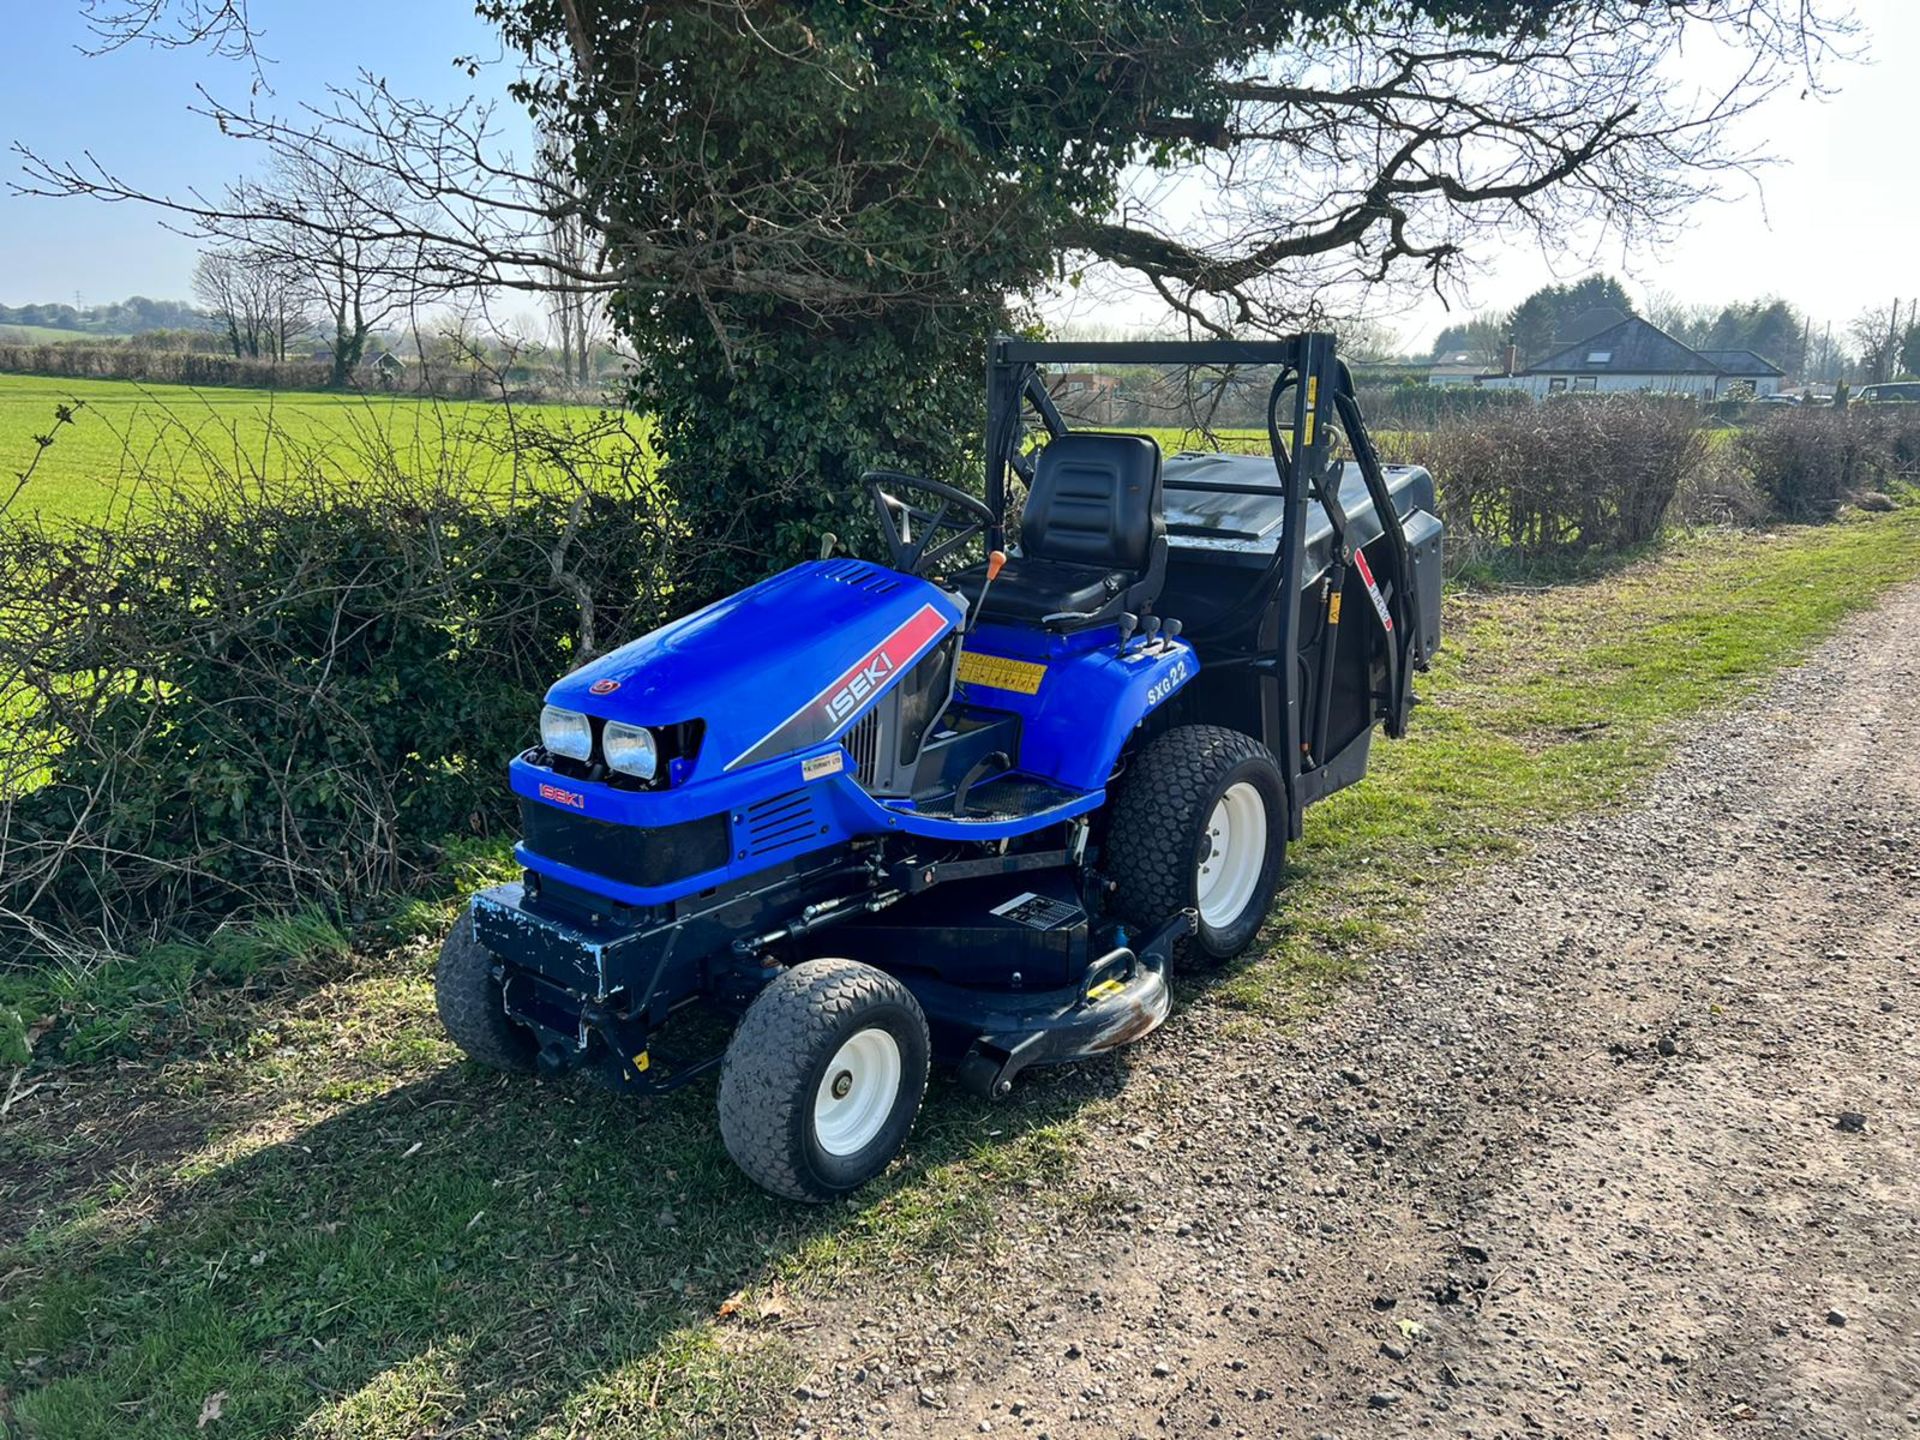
[0,406,684,956]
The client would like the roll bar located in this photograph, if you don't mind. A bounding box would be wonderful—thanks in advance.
[983,334,1421,826]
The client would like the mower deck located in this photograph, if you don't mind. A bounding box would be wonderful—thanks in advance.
[471,861,1190,1099]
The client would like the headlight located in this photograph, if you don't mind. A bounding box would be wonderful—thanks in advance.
[540,705,592,762]
[602,721,659,780]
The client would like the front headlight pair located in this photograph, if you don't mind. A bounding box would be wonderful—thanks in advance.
[539,705,659,781]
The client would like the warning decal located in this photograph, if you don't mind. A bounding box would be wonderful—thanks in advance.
[1351,548,1395,632]
[956,650,1048,696]
[989,891,1081,930]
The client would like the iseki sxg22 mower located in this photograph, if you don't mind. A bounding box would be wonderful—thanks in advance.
[437,336,1444,1201]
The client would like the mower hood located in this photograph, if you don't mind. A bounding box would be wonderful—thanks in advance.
[546,559,964,777]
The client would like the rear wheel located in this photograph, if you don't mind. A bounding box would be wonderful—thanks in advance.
[435,914,537,1073]
[1106,725,1288,964]
[718,959,931,1203]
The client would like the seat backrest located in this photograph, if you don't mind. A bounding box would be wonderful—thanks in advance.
[1020,432,1164,572]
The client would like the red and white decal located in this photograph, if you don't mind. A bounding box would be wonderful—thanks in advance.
[728,603,948,770]
[537,782,587,810]
[819,604,947,725]
[589,678,621,695]
[1351,548,1394,632]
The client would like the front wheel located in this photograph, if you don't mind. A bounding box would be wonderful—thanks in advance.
[1106,725,1288,964]
[718,959,931,1203]
[435,913,537,1073]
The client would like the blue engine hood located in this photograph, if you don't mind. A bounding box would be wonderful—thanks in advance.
[546,559,963,778]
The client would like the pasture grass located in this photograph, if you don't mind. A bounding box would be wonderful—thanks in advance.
[5,499,1919,1436]
[0,375,636,526]
[0,327,118,347]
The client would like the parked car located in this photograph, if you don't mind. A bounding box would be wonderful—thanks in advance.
[1856,381,1920,404]
[1754,393,1801,406]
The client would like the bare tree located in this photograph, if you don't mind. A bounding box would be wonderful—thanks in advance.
[1850,300,1907,386]
[535,135,601,387]
[1332,316,1402,363]
[1643,291,1716,348]
[1073,8,1855,331]
[192,245,312,360]
[79,0,256,56]
[192,248,257,358]
[184,145,425,386]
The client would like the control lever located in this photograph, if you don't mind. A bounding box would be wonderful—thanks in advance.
[1159,617,1184,652]
[818,532,838,561]
[1116,612,1139,647]
[1136,615,1162,652]
[968,550,1007,632]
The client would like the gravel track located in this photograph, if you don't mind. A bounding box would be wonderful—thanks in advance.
[793,580,1920,1440]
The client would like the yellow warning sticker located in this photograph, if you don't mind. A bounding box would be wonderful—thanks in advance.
[1327,591,1343,624]
[956,650,1048,695]
[632,1051,650,1073]
[1085,977,1126,1001]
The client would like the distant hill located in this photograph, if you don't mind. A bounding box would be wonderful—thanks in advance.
[0,297,213,337]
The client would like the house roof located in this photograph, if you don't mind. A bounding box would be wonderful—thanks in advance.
[1695,349,1786,377]
[1521,316,1719,377]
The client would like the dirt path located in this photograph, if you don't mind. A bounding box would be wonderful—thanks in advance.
[795,581,1920,1440]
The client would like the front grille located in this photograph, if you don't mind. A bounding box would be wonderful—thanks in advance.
[842,708,882,786]
[741,789,826,859]
[519,799,729,889]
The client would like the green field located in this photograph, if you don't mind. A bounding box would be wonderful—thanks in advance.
[0,374,1370,533]
[0,375,634,525]
[0,326,123,347]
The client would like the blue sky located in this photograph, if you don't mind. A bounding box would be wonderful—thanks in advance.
[5,2,1915,349]
[1,2,513,307]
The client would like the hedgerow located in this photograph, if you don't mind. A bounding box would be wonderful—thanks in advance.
[0,411,684,957]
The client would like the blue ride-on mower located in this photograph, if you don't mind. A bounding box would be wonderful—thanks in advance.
[437,335,1444,1201]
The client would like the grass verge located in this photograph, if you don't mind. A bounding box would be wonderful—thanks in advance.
[3,503,1919,1438]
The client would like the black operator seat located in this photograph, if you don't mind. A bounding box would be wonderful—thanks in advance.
[953,432,1166,631]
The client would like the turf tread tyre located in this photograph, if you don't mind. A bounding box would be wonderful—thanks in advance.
[435,914,536,1073]
[1106,724,1287,964]
[719,959,930,1203]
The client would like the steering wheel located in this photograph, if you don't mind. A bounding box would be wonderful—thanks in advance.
[864,470,997,576]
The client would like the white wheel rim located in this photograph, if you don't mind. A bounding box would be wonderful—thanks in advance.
[813,1027,903,1157]
[1196,781,1268,930]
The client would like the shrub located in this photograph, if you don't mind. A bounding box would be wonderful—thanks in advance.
[0,409,688,956]
[1670,444,1770,529]
[1866,404,1920,480]
[1352,381,1532,430]
[1734,407,1891,521]
[0,341,333,390]
[1385,395,1706,564]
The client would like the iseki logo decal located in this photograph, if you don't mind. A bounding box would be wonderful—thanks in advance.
[824,651,896,722]
[538,783,586,810]
[589,678,622,695]
[728,603,950,770]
